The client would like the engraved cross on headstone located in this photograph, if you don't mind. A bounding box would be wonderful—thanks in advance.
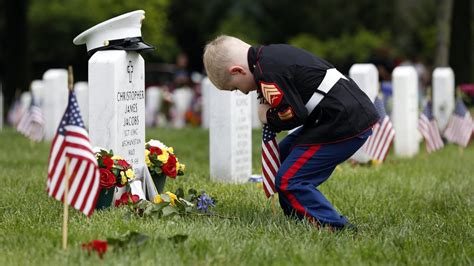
[127,60,134,83]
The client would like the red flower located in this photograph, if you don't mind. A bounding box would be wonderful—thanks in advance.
[99,168,116,189]
[102,156,114,170]
[117,159,130,168]
[162,155,177,178]
[114,192,140,207]
[149,146,162,156]
[82,239,108,259]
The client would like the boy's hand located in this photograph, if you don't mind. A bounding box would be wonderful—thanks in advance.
[258,103,271,124]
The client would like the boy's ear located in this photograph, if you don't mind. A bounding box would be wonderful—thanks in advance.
[228,65,246,75]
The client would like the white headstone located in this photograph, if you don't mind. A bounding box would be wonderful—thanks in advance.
[30,80,43,105]
[89,50,146,199]
[392,66,419,157]
[172,87,193,128]
[250,91,262,129]
[201,77,212,129]
[20,91,32,113]
[349,63,379,102]
[145,86,161,127]
[349,64,379,162]
[42,69,68,140]
[432,67,455,131]
[74,81,89,129]
[210,85,252,183]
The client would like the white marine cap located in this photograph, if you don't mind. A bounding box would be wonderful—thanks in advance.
[73,10,153,55]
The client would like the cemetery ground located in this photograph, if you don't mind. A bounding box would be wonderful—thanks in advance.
[1,127,472,265]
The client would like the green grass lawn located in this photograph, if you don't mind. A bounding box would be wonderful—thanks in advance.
[0,127,473,265]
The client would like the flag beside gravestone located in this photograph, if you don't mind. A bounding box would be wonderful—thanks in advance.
[443,98,473,147]
[46,89,100,216]
[361,96,395,162]
[16,97,44,142]
[418,101,444,153]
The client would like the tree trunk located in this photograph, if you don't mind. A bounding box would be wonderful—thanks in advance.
[449,0,472,83]
[4,0,29,112]
[434,0,454,67]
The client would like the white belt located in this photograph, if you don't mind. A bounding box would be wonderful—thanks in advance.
[305,68,347,113]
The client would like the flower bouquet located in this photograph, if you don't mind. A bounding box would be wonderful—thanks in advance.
[94,148,135,210]
[145,139,185,193]
[127,188,217,219]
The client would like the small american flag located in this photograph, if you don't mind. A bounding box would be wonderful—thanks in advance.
[418,100,444,153]
[16,99,45,142]
[261,124,280,197]
[363,96,395,162]
[46,90,100,216]
[443,98,473,147]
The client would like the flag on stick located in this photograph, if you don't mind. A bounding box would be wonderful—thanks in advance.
[362,96,395,162]
[443,98,473,147]
[261,124,280,198]
[418,100,444,153]
[46,86,100,217]
[16,98,45,142]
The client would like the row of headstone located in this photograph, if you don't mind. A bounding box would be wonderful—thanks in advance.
[349,63,456,159]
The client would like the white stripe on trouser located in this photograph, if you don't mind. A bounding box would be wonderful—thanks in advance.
[305,68,347,113]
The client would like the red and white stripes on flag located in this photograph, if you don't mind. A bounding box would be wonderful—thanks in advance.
[418,101,444,153]
[443,99,473,147]
[16,103,45,142]
[261,124,280,197]
[47,91,100,216]
[362,96,395,162]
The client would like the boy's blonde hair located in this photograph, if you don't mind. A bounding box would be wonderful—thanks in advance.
[203,35,249,90]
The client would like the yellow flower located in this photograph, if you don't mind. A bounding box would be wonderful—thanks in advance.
[168,147,174,154]
[120,171,127,185]
[153,195,163,204]
[126,169,135,179]
[145,154,151,167]
[112,155,122,160]
[165,192,178,206]
[157,150,169,163]
[179,163,186,172]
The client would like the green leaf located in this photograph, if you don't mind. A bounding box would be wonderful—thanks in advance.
[175,188,185,198]
[162,206,178,217]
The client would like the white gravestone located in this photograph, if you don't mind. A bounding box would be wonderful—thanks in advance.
[392,66,419,157]
[74,82,89,129]
[42,69,68,140]
[201,77,212,129]
[432,67,455,131]
[349,64,379,163]
[30,80,44,106]
[349,63,379,102]
[250,91,262,129]
[172,87,193,128]
[210,85,252,183]
[145,86,161,127]
[89,50,149,199]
